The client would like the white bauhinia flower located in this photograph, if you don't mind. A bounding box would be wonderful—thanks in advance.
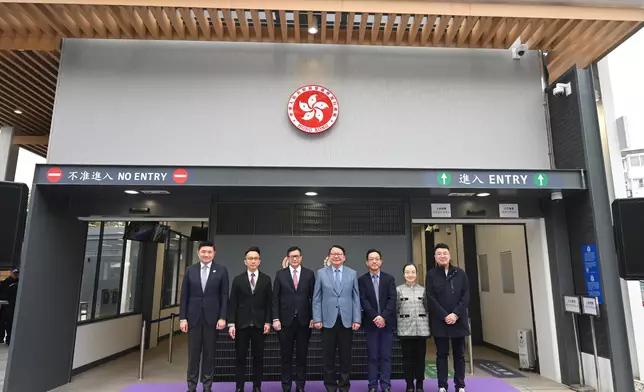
[298,94,329,123]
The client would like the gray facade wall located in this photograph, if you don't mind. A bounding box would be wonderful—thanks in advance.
[49,39,550,169]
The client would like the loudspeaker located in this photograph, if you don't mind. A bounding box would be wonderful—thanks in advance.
[612,197,644,280]
[0,181,29,269]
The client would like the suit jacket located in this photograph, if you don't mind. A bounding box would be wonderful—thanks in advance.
[229,271,272,329]
[179,262,229,326]
[312,265,361,328]
[358,271,397,331]
[272,266,315,327]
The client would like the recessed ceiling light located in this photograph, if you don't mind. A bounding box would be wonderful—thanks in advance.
[140,190,171,195]
[308,26,318,35]
[305,191,318,196]
[13,109,22,114]
[477,192,491,197]
[448,192,475,197]
[124,190,139,195]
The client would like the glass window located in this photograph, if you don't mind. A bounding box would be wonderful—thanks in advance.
[161,232,181,308]
[94,223,126,319]
[78,222,101,321]
[120,240,142,314]
[638,179,644,188]
[77,221,144,323]
[631,155,643,167]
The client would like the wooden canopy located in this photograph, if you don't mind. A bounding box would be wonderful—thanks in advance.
[1,0,643,156]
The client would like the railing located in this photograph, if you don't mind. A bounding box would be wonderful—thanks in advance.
[138,313,177,380]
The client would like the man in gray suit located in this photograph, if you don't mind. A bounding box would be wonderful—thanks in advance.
[313,245,361,392]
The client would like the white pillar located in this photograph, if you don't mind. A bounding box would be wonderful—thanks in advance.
[597,58,644,381]
[0,126,19,181]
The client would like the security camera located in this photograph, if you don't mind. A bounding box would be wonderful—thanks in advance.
[512,44,529,60]
[445,226,453,235]
[553,82,572,97]
[550,191,563,201]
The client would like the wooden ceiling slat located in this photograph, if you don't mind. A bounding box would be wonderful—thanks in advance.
[358,12,368,44]
[420,15,437,46]
[65,4,95,37]
[251,9,262,41]
[548,20,606,71]
[0,4,28,36]
[432,15,451,46]
[137,6,161,39]
[407,14,422,45]
[445,16,465,47]
[480,17,505,47]
[122,6,148,38]
[79,5,108,37]
[371,13,382,44]
[207,8,223,39]
[193,8,211,40]
[8,3,50,36]
[105,5,132,37]
[382,13,395,44]
[150,6,173,38]
[236,9,250,41]
[457,16,478,47]
[493,17,515,48]
[319,11,326,43]
[165,6,186,39]
[0,60,56,99]
[0,87,52,119]
[395,14,410,45]
[222,9,236,40]
[92,5,121,37]
[179,7,199,40]
[266,9,275,41]
[293,10,301,42]
[279,10,288,42]
[541,19,576,48]
[345,12,354,44]
[3,52,56,86]
[332,11,340,44]
[505,17,530,47]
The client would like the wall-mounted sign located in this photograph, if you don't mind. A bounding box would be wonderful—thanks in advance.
[41,166,190,185]
[287,85,339,134]
[582,296,599,317]
[499,203,519,218]
[563,296,581,314]
[431,203,452,218]
[582,244,603,304]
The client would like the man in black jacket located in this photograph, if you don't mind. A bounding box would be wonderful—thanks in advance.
[272,246,315,392]
[358,249,397,392]
[229,246,272,392]
[179,241,228,392]
[425,243,470,392]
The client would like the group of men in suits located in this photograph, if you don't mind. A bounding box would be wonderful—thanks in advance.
[179,241,398,392]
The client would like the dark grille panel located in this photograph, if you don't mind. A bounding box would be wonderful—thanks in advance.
[217,202,406,236]
[213,330,405,382]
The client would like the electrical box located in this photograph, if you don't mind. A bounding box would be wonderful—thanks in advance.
[517,329,536,370]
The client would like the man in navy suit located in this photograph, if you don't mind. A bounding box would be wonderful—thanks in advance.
[358,249,397,392]
[313,245,361,392]
[272,246,316,392]
[179,241,229,392]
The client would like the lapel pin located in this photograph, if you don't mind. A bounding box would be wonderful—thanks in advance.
[212,270,216,273]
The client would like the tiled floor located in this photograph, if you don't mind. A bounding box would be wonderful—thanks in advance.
[48,335,572,392]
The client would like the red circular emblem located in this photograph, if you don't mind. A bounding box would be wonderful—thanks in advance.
[172,168,188,184]
[46,167,62,182]
[287,85,339,134]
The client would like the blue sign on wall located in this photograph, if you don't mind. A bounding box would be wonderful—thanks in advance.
[582,244,603,305]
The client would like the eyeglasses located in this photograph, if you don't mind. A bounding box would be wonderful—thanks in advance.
[329,253,344,256]
[288,255,302,259]
[246,257,260,261]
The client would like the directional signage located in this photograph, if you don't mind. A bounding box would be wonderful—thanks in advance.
[33,165,585,189]
[563,296,581,314]
[582,244,603,305]
[534,172,548,187]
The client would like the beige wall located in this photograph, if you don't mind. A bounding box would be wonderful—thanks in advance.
[475,224,533,354]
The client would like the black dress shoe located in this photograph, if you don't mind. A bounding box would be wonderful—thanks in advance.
[296,388,305,392]
[235,389,242,392]
[368,388,377,392]
[406,389,414,392]
[383,389,391,392]
[253,388,261,392]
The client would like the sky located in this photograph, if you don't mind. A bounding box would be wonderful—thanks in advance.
[11,29,644,183]
[604,28,644,149]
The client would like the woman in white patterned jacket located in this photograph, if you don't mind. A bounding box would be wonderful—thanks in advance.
[397,264,431,392]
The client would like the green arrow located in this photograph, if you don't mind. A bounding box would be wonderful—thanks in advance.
[437,172,451,185]
[534,173,548,187]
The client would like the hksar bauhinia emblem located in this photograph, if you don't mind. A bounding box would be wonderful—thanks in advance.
[288,85,339,135]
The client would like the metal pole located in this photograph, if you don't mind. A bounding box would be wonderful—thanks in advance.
[138,320,146,380]
[590,316,602,392]
[468,318,474,375]
[168,313,175,363]
[572,313,586,386]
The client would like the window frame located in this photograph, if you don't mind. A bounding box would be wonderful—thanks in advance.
[160,230,195,309]
[77,221,144,325]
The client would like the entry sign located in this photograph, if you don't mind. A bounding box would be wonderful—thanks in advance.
[431,203,452,218]
[564,296,581,314]
[582,244,603,305]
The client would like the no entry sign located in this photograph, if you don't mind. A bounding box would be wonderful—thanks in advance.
[46,167,62,182]
[172,169,188,184]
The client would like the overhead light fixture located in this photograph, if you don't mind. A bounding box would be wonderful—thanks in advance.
[305,191,318,196]
[448,192,476,197]
[124,190,139,195]
[308,26,318,35]
[140,190,171,195]
[477,192,491,197]
[13,109,22,114]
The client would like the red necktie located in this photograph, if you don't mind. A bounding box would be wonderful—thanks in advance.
[250,273,256,291]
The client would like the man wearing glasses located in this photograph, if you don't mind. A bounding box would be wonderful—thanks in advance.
[272,246,316,392]
[313,245,361,392]
[228,247,273,392]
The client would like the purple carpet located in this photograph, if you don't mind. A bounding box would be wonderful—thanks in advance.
[121,379,519,391]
